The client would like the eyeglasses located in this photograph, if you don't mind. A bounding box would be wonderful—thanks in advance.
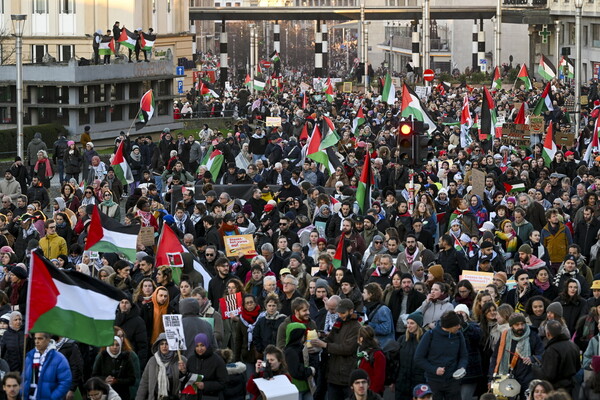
[374,241,383,244]
[85,191,92,194]
[205,253,215,257]
[279,223,287,226]
[48,225,56,229]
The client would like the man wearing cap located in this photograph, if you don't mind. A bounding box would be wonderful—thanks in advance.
[516,244,546,276]
[414,311,468,400]
[489,313,544,397]
[412,384,433,400]
[0,171,21,204]
[554,254,590,297]
[311,298,361,400]
[361,215,382,245]
[345,369,382,400]
[362,234,386,269]
[221,162,238,185]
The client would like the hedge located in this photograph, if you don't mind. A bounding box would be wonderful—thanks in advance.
[0,123,68,157]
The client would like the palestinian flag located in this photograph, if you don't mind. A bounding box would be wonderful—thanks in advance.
[352,107,366,137]
[299,122,309,141]
[559,56,574,79]
[542,123,556,167]
[381,73,396,104]
[118,28,137,50]
[460,95,473,148]
[253,79,266,91]
[135,89,155,131]
[454,236,465,253]
[538,54,556,81]
[181,373,205,395]
[320,116,340,149]
[302,92,308,110]
[515,64,533,91]
[306,124,329,166]
[200,145,224,180]
[480,86,499,141]
[533,82,554,115]
[400,83,437,135]
[584,117,600,166]
[197,80,219,98]
[491,66,503,91]
[355,153,373,214]
[332,235,352,270]
[111,140,133,186]
[156,223,212,285]
[436,82,450,96]
[99,36,115,56]
[514,103,526,124]
[244,74,251,88]
[270,50,280,63]
[503,182,526,193]
[26,251,124,347]
[325,79,335,103]
[84,206,141,262]
[140,32,156,51]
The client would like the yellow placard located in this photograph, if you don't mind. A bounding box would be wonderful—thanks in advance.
[459,270,494,291]
[224,234,257,257]
[266,117,282,127]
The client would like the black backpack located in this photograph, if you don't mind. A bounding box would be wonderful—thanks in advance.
[381,339,401,386]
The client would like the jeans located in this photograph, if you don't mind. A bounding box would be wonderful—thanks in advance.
[327,383,349,400]
[460,383,477,400]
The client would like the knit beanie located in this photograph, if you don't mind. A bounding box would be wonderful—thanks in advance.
[315,278,329,290]
[547,302,563,318]
[428,264,444,281]
[494,271,508,284]
[518,244,532,255]
[508,313,527,326]
[407,311,424,327]
[349,369,370,384]
[440,311,461,329]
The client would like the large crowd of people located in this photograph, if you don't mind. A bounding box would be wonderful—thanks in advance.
[0,73,599,400]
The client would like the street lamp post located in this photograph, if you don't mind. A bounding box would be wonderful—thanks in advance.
[574,0,583,136]
[389,33,394,74]
[11,15,26,161]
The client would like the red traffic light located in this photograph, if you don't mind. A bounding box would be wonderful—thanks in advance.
[399,122,413,136]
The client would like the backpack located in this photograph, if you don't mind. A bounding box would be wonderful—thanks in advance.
[381,339,400,386]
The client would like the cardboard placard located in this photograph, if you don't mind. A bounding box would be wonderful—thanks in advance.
[224,234,257,257]
[529,116,544,135]
[162,314,186,351]
[137,226,155,247]
[555,130,575,147]
[470,169,486,198]
[459,271,494,291]
[219,292,242,319]
[266,117,282,127]
[253,375,299,400]
[343,82,353,93]
[501,123,530,146]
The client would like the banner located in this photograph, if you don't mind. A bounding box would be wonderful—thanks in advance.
[459,271,494,291]
[224,234,257,257]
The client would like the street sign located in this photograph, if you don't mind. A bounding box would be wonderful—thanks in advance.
[261,60,272,68]
[177,80,184,94]
[176,66,185,76]
[423,69,434,82]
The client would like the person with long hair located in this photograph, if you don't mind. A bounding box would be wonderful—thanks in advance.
[0,311,26,372]
[246,345,292,400]
[234,294,262,376]
[135,332,185,400]
[84,377,121,400]
[538,301,570,345]
[524,296,550,328]
[526,380,554,400]
[253,293,286,356]
[453,280,476,310]
[532,266,558,301]
[356,325,386,396]
[416,282,454,329]
[495,219,522,269]
[554,278,589,335]
[171,275,195,314]
[477,301,503,395]
[395,311,425,400]
[472,290,494,322]
[91,336,136,400]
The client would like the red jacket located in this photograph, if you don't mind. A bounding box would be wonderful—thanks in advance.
[358,349,386,394]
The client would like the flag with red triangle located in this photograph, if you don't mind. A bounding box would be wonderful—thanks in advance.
[514,104,526,124]
[491,66,502,91]
[332,234,351,270]
[135,89,155,131]
[515,64,533,91]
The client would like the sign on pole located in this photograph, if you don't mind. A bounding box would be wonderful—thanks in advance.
[423,69,435,82]
[162,314,186,351]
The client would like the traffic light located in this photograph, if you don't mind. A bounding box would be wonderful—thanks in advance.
[397,120,427,166]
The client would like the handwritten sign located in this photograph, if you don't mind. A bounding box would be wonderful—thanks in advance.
[501,123,530,147]
[470,169,486,198]
[529,116,544,135]
[137,226,155,247]
[162,314,186,351]
[224,234,257,257]
[343,82,353,93]
[459,271,494,291]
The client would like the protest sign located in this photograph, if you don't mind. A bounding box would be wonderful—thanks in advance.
[137,226,155,247]
[162,314,186,351]
[224,234,257,257]
[470,169,486,198]
[459,271,494,291]
[220,292,242,319]
[266,117,282,127]
[253,375,299,400]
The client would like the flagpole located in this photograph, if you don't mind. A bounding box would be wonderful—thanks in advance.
[127,108,142,135]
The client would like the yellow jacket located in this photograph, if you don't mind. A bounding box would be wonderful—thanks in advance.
[39,233,68,260]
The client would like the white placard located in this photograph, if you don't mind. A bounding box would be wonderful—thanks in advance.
[253,375,299,400]
[415,86,431,99]
[162,314,187,351]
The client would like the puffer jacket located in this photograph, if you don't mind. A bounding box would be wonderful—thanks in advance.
[22,348,72,400]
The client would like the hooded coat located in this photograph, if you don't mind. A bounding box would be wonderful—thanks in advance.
[182,341,228,400]
[180,298,217,359]
[284,322,315,393]
[115,303,148,366]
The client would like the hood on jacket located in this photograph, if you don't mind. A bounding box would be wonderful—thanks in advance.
[285,322,306,346]
[179,298,200,316]
[226,361,247,375]
[151,332,167,354]
[54,197,66,211]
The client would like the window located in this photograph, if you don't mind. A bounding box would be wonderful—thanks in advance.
[95,107,107,123]
[593,24,600,48]
[31,45,47,63]
[584,25,588,47]
[568,22,575,45]
[0,0,4,14]
[57,45,74,62]
[32,0,48,14]
[60,0,75,13]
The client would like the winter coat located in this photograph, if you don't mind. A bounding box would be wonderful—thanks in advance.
[22,348,72,400]
[414,323,469,384]
[38,232,68,260]
[0,177,21,202]
[357,349,386,394]
[180,298,217,359]
[181,348,228,400]
[284,323,315,393]
[0,326,26,371]
[276,316,318,349]
[364,302,395,349]
[57,339,84,392]
[395,333,425,399]
[114,304,148,366]
[64,150,82,175]
[92,350,136,400]
[460,321,483,384]
[416,296,454,327]
[136,334,187,400]
[437,247,468,282]
[252,312,286,354]
[324,314,361,386]
[556,295,590,335]
[26,136,47,167]
[534,333,580,391]
[387,289,426,329]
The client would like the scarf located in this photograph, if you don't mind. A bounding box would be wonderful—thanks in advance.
[497,231,519,253]
[534,278,550,291]
[34,158,53,178]
[130,151,142,162]
[10,279,25,306]
[499,325,532,374]
[151,287,170,343]
[30,340,56,400]
[291,314,310,326]
[107,336,122,359]
[154,351,174,397]
[553,268,578,288]
[405,247,420,264]
[240,307,263,350]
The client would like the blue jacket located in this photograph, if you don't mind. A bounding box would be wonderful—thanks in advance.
[414,323,469,383]
[22,348,72,400]
[366,303,395,349]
